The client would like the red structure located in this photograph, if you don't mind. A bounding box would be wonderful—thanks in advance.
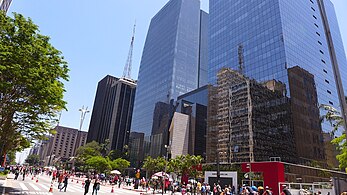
[241,162,285,195]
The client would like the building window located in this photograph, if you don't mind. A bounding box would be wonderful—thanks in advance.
[329,101,334,105]
[311,7,315,11]
[320,50,324,54]
[314,23,319,28]
[318,41,322,45]
[310,0,314,3]
[321,59,326,64]
[316,32,320,36]
[313,15,317,20]
[323,69,327,73]
[327,90,332,94]
[325,79,329,84]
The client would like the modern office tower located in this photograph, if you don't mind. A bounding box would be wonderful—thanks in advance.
[208,68,297,163]
[208,0,347,164]
[0,0,12,13]
[87,76,136,152]
[174,85,208,157]
[42,126,87,165]
[128,132,145,167]
[130,0,208,159]
[149,101,174,158]
[152,85,208,159]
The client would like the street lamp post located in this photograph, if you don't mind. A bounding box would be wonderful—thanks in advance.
[246,163,252,186]
[162,144,170,195]
[73,106,89,157]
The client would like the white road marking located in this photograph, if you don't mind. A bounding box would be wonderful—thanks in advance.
[19,183,29,191]
[28,183,41,191]
[37,184,49,191]
[65,185,80,192]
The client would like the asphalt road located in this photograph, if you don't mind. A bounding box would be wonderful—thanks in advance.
[0,174,142,195]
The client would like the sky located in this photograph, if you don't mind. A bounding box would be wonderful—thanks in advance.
[8,0,347,133]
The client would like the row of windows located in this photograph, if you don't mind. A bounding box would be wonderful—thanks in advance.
[311,0,334,106]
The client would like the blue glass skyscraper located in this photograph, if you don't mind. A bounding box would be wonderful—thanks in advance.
[0,0,12,13]
[130,0,208,159]
[208,0,347,165]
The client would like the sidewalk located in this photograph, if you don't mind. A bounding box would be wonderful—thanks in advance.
[121,185,179,194]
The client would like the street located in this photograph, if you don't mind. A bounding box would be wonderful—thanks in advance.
[0,174,142,195]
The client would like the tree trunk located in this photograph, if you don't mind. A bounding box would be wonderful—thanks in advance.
[2,151,6,167]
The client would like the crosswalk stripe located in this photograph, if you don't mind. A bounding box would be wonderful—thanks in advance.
[28,183,41,191]
[19,183,29,191]
[37,184,49,191]
[67,185,82,192]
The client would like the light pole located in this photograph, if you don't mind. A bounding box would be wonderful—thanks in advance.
[162,144,170,195]
[73,106,89,157]
[246,163,252,186]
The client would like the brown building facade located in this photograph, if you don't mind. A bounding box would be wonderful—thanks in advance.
[40,125,87,165]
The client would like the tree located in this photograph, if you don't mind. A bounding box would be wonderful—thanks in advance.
[110,158,130,173]
[142,156,167,176]
[320,103,347,170]
[0,12,69,166]
[85,156,111,173]
[75,141,101,170]
[25,154,40,166]
[108,150,126,161]
[100,139,110,157]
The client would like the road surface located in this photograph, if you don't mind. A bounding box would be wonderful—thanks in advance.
[0,174,143,195]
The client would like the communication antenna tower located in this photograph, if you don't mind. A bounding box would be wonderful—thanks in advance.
[122,22,136,79]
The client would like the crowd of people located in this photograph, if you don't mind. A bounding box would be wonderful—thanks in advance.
[4,166,347,195]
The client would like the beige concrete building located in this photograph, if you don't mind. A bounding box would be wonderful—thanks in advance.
[169,112,190,158]
[40,125,87,165]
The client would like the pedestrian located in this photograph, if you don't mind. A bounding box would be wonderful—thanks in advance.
[92,179,100,195]
[60,175,69,192]
[14,169,19,180]
[22,168,26,181]
[84,177,91,195]
[281,185,291,195]
[58,173,64,189]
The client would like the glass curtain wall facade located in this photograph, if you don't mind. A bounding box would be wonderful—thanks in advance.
[0,0,12,13]
[130,0,208,158]
[208,0,347,165]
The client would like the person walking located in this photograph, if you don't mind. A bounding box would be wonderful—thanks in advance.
[92,179,100,195]
[14,168,19,180]
[58,173,64,189]
[84,177,91,195]
[60,175,69,192]
[22,168,26,181]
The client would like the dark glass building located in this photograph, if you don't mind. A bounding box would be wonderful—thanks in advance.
[87,76,136,152]
[175,85,208,158]
[0,0,12,13]
[208,0,347,165]
[130,0,208,159]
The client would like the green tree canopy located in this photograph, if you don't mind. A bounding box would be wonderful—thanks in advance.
[25,154,40,166]
[110,158,130,173]
[75,141,102,169]
[100,139,110,157]
[85,156,112,173]
[320,103,347,171]
[0,12,69,165]
[142,156,166,176]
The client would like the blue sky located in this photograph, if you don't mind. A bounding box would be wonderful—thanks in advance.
[8,0,347,132]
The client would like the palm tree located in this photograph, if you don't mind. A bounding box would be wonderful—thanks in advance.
[100,139,110,157]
